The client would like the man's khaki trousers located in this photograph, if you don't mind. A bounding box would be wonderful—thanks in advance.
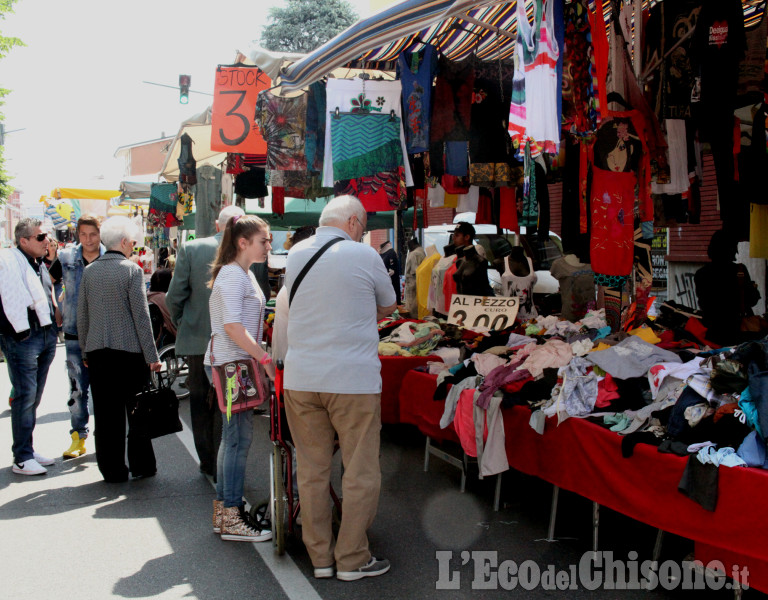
[284,390,382,572]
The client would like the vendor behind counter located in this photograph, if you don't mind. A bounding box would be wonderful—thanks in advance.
[695,229,766,346]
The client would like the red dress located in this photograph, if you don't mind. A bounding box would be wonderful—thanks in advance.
[589,166,636,276]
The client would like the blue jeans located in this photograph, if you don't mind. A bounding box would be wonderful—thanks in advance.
[0,326,57,462]
[206,365,253,507]
[64,339,90,437]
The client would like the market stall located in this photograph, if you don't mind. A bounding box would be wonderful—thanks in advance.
[397,370,768,592]
[159,107,226,184]
[160,2,768,588]
[40,187,122,240]
[370,286,768,593]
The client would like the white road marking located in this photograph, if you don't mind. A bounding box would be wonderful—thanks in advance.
[176,419,324,600]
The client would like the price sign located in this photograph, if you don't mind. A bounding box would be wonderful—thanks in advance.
[447,294,519,331]
[211,66,270,153]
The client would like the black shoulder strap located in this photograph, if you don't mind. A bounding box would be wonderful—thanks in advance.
[288,237,344,308]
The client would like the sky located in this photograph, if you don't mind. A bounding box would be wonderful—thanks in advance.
[0,0,372,208]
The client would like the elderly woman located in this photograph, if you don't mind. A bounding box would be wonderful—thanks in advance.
[77,216,161,483]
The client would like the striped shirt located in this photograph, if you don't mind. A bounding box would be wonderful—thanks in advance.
[204,263,265,366]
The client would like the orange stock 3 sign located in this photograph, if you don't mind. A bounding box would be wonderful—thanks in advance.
[211,66,270,153]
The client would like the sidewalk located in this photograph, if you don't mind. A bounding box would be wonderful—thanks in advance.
[0,344,751,599]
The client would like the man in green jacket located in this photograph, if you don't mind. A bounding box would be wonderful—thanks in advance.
[166,205,244,477]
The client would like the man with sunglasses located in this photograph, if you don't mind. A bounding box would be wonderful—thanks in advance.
[0,218,59,475]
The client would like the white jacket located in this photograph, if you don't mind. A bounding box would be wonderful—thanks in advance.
[0,248,52,333]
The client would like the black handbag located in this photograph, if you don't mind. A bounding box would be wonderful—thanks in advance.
[132,378,183,439]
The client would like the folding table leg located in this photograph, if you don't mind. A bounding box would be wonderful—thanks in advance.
[546,485,560,542]
[423,436,467,493]
[652,529,664,564]
[592,502,600,556]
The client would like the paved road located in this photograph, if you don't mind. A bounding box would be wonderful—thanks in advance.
[0,343,761,599]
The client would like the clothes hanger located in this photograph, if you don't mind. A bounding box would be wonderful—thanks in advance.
[434,20,483,57]
[259,74,325,97]
[217,62,261,70]
[331,106,398,120]
[405,34,431,53]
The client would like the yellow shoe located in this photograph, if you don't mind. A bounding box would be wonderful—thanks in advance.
[62,432,86,459]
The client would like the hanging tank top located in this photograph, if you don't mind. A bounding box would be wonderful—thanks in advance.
[523,0,561,154]
[501,256,538,322]
[508,0,538,152]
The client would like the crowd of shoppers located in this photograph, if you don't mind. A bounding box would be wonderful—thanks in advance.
[1,197,397,582]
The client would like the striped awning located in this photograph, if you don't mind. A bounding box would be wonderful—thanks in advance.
[279,0,520,91]
[278,0,766,92]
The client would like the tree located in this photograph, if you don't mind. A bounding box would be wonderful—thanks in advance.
[0,0,24,204]
[261,0,358,54]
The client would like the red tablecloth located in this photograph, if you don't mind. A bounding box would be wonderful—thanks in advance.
[695,542,767,592]
[501,406,768,584]
[398,370,459,443]
[379,356,441,424]
[398,371,768,592]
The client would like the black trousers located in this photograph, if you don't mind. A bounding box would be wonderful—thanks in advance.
[186,354,221,476]
[88,349,155,481]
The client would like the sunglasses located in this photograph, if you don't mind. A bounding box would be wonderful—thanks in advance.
[30,233,48,242]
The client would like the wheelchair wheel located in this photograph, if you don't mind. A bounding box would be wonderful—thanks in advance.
[270,444,287,555]
[151,344,190,400]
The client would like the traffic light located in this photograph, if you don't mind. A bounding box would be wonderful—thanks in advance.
[179,74,191,104]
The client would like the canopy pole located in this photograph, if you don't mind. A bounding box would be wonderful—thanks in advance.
[633,0,643,80]
[456,15,515,40]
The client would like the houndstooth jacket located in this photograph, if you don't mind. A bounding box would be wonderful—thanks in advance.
[77,251,159,364]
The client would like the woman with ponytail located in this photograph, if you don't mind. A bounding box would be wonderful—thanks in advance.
[204,214,275,542]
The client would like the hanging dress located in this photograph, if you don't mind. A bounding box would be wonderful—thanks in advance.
[589,111,648,278]
[586,0,609,124]
[323,79,413,187]
[589,166,636,277]
[469,56,516,187]
[562,0,599,135]
[508,0,538,154]
[257,89,323,199]
[508,0,560,157]
[524,0,561,155]
[398,44,437,154]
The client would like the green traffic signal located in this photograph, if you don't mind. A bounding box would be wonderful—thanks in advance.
[179,74,191,104]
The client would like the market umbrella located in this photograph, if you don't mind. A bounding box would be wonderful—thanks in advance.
[159,107,226,183]
[118,181,152,203]
[51,188,121,201]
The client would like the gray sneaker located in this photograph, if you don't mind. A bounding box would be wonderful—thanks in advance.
[336,557,390,581]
